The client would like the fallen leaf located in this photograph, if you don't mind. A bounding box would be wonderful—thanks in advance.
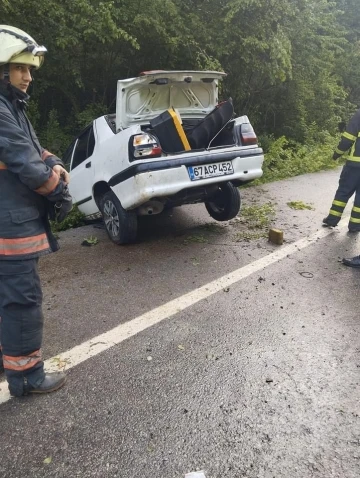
[81,235,99,246]
[43,457,52,465]
[50,356,70,370]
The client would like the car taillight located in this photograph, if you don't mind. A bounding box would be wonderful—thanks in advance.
[240,124,258,145]
[130,133,162,160]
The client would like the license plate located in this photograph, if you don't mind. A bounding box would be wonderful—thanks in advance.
[187,161,234,181]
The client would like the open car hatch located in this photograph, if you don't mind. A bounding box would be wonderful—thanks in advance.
[116,70,227,130]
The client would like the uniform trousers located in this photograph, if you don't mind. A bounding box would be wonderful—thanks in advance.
[0,258,45,396]
[327,165,360,228]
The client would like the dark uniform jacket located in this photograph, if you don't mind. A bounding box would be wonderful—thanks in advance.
[0,82,66,260]
[333,109,360,167]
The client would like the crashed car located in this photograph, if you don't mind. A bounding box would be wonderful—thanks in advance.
[63,70,264,244]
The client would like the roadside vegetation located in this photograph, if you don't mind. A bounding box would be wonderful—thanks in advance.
[3,0,358,157]
[257,134,340,185]
[50,205,86,232]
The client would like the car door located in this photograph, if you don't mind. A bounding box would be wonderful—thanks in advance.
[69,124,97,216]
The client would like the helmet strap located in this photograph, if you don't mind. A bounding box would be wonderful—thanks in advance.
[3,64,10,81]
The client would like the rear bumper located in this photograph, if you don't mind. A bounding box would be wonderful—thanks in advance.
[111,147,264,209]
[109,146,263,186]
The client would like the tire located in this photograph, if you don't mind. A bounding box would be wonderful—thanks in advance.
[205,181,241,221]
[99,191,137,244]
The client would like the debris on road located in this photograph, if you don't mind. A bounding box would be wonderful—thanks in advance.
[50,356,70,370]
[268,228,284,245]
[287,200,314,210]
[81,235,99,246]
[185,471,207,478]
[235,202,276,242]
[299,272,314,279]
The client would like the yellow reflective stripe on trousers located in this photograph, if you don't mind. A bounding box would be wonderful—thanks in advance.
[349,217,360,223]
[333,200,346,207]
[329,209,342,217]
[352,206,360,213]
[342,131,357,141]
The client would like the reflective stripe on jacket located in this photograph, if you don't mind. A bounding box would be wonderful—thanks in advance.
[334,109,360,167]
[0,85,64,260]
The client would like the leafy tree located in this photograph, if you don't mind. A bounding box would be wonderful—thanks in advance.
[1,0,358,151]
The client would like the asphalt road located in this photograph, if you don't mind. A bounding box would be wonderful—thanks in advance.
[0,168,359,478]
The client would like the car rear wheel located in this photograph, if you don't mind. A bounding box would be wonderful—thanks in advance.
[205,181,241,221]
[100,191,137,244]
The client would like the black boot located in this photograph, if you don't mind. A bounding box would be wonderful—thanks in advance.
[342,255,360,268]
[9,371,66,397]
[322,216,339,227]
[27,372,66,394]
[348,225,360,233]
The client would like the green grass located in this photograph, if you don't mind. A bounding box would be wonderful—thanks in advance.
[234,202,276,242]
[183,234,208,245]
[287,201,314,210]
[240,203,276,229]
[235,230,268,241]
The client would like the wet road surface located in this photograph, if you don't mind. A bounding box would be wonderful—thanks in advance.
[0,168,359,478]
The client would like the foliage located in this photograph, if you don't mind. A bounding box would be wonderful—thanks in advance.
[40,109,72,156]
[235,202,276,241]
[50,205,86,232]
[255,134,340,185]
[287,201,314,210]
[81,235,99,246]
[240,203,276,230]
[2,0,358,148]
[333,0,360,109]
[76,103,108,129]
[183,234,208,245]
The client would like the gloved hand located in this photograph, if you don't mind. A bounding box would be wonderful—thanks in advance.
[48,185,73,223]
[53,165,70,184]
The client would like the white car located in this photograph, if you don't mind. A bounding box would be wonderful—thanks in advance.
[63,70,264,244]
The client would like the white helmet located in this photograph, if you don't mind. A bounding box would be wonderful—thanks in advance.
[0,25,47,69]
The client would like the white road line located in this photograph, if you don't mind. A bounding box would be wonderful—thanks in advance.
[0,223,348,404]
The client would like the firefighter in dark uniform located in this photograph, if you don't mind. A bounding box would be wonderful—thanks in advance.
[0,26,72,397]
[342,254,360,268]
[323,110,360,232]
